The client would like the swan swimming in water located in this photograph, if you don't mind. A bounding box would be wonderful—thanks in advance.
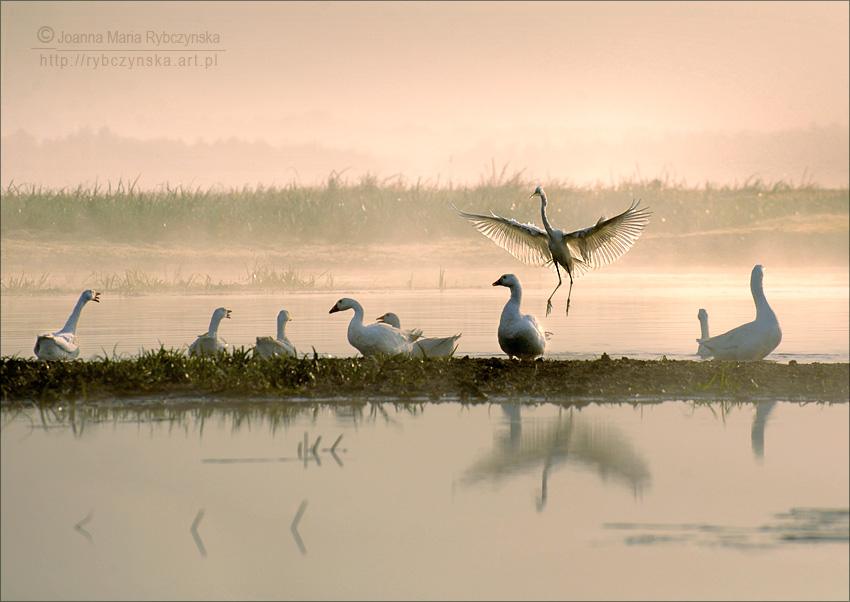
[188,307,232,356]
[255,310,297,358]
[329,298,423,356]
[34,289,101,360]
[697,265,782,361]
[696,308,712,358]
[376,312,461,357]
[454,186,651,316]
[493,274,547,360]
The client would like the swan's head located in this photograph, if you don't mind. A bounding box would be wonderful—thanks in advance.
[529,186,545,199]
[376,312,401,329]
[278,310,292,323]
[493,273,520,288]
[329,298,358,314]
[83,290,101,303]
[752,264,765,283]
[213,307,232,321]
[698,308,708,321]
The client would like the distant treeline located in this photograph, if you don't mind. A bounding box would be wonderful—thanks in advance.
[2,176,847,249]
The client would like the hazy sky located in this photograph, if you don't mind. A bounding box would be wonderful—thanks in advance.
[1,1,848,185]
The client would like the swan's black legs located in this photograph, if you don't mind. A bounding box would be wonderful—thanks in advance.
[564,272,574,316]
[546,265,563,317]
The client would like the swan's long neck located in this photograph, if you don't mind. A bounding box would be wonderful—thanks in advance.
[347,302,365,333]
[504,283,523,312]
[60,293,89,334]
[277,315,288,339]
[209,313,224,335]
[751,273,775,320]
[539,192,556,236]
[699,314,710,339]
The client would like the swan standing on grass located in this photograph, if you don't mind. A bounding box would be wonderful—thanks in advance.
[34,289,101,360]
[255,310,297,358]
[188,307,232,357]
[329,298,423,356]
[493,274,548,360]
[376,312,462,357]
[454,186,651,316]
[696,308,712,358]
[697,265,782,361]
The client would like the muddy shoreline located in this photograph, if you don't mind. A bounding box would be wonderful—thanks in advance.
[2,354,847,406]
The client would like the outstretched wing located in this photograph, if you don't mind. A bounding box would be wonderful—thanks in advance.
[562,199,651,277]
[452,204,552,267]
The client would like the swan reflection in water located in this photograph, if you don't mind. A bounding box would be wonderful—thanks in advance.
[459,404,651,511]
[751,401,778,461]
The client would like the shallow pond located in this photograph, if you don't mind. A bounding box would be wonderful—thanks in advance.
[1,400,847,600]
[1,268,848,363]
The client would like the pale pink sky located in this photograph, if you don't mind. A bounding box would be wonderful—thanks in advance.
[1,1,848,186]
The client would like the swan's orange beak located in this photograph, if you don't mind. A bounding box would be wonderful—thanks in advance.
[492,279,502,286]
[93,292,101,302]
[329,305,340,314]
[225,310,232,319]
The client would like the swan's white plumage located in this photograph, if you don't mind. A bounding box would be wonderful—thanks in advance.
[696,308,712,358]
[697,265,782,361]
[454,186,651,316]
[255,310,297,358]
[330,298,422,356]
[188,307,232,356]
[34,289,101,360]
[376,312,461,358]
[493,274,547,360]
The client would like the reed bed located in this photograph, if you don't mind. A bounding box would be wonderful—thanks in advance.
[3,175,846,246]
[2,350,847,406]
[1,258,324,295]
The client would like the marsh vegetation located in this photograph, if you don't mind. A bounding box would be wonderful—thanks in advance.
[2,175,847,294]
[2,351,847,406]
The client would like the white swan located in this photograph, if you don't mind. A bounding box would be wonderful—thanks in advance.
[376,312,462,358]
[454,186,651,316]
[329,298,423,356]
[188,307,232,357]
[255,310,297,358]
[696,308,712,358]
[34,289,101,360]
[697,265,782,361]
[493,274,547,360]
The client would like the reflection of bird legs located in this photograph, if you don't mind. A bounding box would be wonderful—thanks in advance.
[536,452,556,512]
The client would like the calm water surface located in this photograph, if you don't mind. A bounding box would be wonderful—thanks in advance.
[1,400,847,600]
[1,269,848,362]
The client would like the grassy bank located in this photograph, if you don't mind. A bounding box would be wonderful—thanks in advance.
[2,350,847,406]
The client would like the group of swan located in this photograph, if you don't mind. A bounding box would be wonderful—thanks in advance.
[326,299,460,358]
[694,264,782,361]
[32,188,782,363]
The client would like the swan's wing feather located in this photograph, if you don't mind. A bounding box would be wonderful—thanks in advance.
[413,334,462,358]
[45,332,78,353]
[564,199,651,275]
[355,322,413,355]
[452,205,552,267]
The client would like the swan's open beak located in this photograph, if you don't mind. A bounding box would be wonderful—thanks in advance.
[93,292,101,302]
[225,310,232,319]
[329,305,340,314]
